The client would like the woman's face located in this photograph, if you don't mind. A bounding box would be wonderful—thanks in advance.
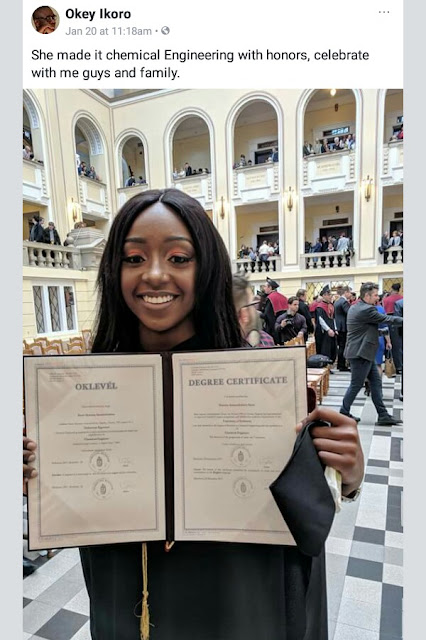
[121,202,197,350]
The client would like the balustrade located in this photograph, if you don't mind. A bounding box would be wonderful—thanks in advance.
[301,251,352,269]
[233,163,279,203]
[79,176,109,217]
[117,183,150,207]
[302,150,356,195]
[23,159,48,204]
[23,241,79,269]
[172,173,213,209]
[383,246,403,264]
[234,255,282,274]
[382,141,403,184]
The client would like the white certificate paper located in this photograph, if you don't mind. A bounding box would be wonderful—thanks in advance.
[173,347,307,545]
[25,354,165,549]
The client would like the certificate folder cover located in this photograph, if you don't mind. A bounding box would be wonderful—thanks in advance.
[24,347,307,550]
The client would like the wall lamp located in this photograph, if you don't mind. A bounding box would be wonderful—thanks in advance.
[68,197,80,222]
[219,196,227,220]
[286,187,294,212]
[363,176,373,202]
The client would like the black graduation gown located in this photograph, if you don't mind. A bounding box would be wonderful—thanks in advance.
[314,306,337,362]
[79,336,329,640]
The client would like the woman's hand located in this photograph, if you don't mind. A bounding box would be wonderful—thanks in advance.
[23,436,37,485]
[297,407,364,496]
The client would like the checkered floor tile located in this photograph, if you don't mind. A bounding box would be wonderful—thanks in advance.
[23,371,403,640]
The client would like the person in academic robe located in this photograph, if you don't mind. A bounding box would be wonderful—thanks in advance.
[334,286,352,371]
[23,189,364,640]
[314,285,337,363]
[260,277,288,343]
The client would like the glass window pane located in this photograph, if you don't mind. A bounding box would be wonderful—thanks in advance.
[48,286,61,332]
[32,286,45,333]
[63,286,75,330]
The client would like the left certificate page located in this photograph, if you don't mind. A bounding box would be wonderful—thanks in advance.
[24,354,165,549]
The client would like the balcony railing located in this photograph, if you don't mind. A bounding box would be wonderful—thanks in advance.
[23,241,80,270]
[234,255,282,274]
[302,150,356,195]
[382,141,403,184]
[78,176,110,218]
[172,174,213,209]
[117,183,150,207]
[383,246,403,264]
[23,230,106,271]
[301,251,353,269]
[233,163,279,203]
[23,159,48,204]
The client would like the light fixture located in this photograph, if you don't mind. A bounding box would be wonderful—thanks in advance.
[286,187,294,212]
[330,88,336,97]
[219,196,225,220]
[363,176,373,202]
[68,197,80,222]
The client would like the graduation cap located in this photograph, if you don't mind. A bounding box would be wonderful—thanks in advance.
[320,284,331,296]
[266,278,279,290]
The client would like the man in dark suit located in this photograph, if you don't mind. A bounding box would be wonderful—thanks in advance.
[334,285,352,371]
[296,289,314,337]
[340,282,403,426]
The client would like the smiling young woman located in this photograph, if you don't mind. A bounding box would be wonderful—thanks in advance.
[24,189,364,640]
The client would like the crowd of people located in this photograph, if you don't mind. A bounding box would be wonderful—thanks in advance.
[172,164,210,178]
[303,134,355,157]
[78,161,102,182]
[29,216,61,245]
[238,240,279,262]
[305,232,354,255]
[250,278,403,426]
[233,148,278,169]
[379,229,403,263]
[125,172,147,187]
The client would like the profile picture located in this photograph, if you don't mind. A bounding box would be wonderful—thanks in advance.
[32,6,59,34]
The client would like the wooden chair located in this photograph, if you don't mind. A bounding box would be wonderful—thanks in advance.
[43,345,62,355]
[68,336,85,350]
[23,347,35,356]
[45,340,64,354]
[81,329,93,352]
[26,344,43,355]
[32,338,49,350]
[63,343,85,355]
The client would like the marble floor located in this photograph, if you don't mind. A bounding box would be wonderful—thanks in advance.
[23,371,403,640]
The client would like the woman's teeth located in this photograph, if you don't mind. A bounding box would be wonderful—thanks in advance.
[142,295,175,304]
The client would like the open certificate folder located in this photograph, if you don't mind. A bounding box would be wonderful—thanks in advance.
[24,347,307,550]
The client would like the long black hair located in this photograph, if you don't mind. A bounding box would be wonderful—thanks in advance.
[92,189,243,353]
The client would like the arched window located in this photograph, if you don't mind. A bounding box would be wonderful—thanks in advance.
[172,116,211,178]
[232,100,278,168]
[121,136,147,187]
[74,116,107,184]
[23,92,44,163]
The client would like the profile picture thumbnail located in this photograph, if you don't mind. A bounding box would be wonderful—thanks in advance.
[32,6,59,34]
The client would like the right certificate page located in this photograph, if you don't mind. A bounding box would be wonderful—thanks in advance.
[173,347,307,545]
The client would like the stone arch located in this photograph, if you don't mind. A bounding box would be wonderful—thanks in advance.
[23,90,45,162]
[73,112,108,183]
[116,129,150,188]
[296,89,363,258]
[164,107,216,192]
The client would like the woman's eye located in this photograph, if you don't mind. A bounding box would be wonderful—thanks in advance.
[122,255,144,264]
[169,255,192,264]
